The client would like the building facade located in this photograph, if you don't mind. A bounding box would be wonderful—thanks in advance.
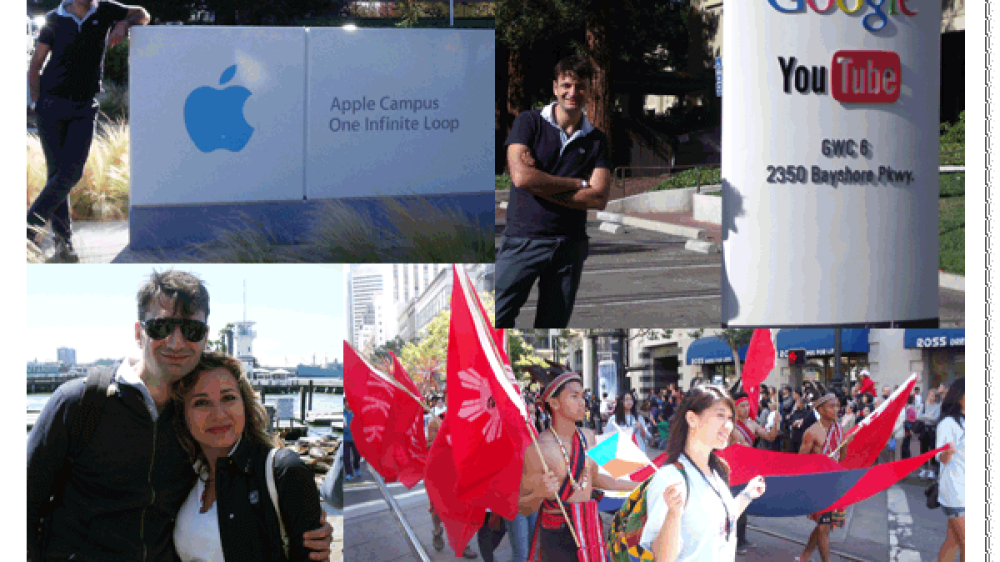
[57,347,76,366]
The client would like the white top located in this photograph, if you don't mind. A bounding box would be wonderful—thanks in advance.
[640,455,738,561]
[174,478,225,562]
[765,410,778,432]
[605,414,647,454]
[935,416,965,508]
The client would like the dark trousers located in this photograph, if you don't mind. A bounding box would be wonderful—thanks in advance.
[343,441,360,476]
[477,513,508,562]
[495,236,589,328]
[737,512,749,546]
[28,96,99,240]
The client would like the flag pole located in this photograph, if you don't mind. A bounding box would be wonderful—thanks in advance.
[449,268,579,547]
[523,419,582,549]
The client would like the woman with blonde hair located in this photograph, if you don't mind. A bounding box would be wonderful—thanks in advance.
[171,351,324,561]
[639,385,766,561]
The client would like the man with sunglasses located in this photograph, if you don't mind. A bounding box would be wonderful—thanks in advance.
[27,270,333,562]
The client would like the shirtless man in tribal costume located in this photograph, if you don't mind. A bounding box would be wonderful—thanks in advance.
[519,372,639,562]
[796,393,853,562]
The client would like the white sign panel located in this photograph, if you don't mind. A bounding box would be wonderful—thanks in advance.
[276,397,295,421]
[131,28,494,209]
[305,29,495,198]
[131,27,307,205]
[722,0,941,326]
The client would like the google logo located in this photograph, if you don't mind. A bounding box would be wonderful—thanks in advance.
[767,0,918,33]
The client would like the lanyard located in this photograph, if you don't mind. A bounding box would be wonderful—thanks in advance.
[681,453,732,542]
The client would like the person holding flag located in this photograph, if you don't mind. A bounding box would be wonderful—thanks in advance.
[728,392,780,554]
[795,393,852,562]
[519,371,639,561]
[639,385,767,561]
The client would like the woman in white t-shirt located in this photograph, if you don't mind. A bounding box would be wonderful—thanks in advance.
[605,392,651,454]
[935,378,965,562]
[640,385,766,561]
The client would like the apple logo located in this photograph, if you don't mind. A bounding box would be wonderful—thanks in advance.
[184,64,254,153]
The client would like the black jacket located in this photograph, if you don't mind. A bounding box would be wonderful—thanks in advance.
[211,438,324,562]
[27,376,195,562]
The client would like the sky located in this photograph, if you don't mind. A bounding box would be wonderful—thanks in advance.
[26,264,346,367]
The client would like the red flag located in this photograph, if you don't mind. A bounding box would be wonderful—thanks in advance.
[343,342,424,487]
[840,374,918,470]
[445,265,530,518]
[741,329,775,420]
[423,417,485,557]
[387,352,428,488]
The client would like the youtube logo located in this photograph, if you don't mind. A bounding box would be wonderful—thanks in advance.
[831,50,902,103]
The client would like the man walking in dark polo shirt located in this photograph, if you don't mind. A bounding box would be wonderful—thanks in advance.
[496,55,612,328]
[27,0,150,262]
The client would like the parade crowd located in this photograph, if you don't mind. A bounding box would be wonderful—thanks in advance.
[360,373,965,562]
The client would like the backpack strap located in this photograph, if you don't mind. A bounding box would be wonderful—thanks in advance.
[68,362,118,460]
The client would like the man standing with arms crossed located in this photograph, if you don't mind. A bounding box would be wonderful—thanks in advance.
[27,0,150,262]
[496,55,612,328]
[27,271,332,561]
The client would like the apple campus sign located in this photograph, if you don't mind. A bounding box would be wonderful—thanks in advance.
[720,1,942,327]
[128,27,494,249]
[184,65,254,153]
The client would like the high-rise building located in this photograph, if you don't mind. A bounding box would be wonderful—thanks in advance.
[348,265,386,349]
[57,347,76,366]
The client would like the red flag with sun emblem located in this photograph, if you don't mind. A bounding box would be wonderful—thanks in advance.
[445,265,531,519]
[343,342,426,487]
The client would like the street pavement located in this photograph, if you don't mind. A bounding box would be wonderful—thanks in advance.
[496,219,966,329]
[344,458,957,562]
[345,462,515,562]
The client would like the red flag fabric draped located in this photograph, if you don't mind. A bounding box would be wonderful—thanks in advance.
[741,329,775,420]
[423,266,532,557]
[840,374,918,470]
[387,352,428,488]
[343,342,425,487]
[628,437,950,518]
[423,417,485,556]
[445,266,530,516]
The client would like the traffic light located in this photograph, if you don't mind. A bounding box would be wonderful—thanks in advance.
[788,348,807,366]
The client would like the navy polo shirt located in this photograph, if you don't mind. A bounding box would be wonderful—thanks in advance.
[36,0,130,102]
[504,103,611,239]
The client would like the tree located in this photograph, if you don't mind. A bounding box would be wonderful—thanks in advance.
[497,0,720,158]
[371,336,409,367]
[717,329,753,387]
[207,323,235,355]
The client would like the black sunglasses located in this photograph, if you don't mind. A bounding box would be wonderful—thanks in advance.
[141,318,208,342]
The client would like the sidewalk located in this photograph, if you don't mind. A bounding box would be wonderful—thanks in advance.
[498,201,964,293]
[346,469,514,562]
[29,221,198,263]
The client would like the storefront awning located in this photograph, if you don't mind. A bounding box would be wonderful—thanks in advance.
[686,336,748,365]
[776,329,870,358]
[903,329,965,349]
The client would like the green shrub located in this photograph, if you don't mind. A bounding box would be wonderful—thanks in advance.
[940,111,964,166]
[97,82,129,121]
[103,37,129,87]
[938,196,964,276]
[653,167,722,191]
[496,175,511,190]
[939,172,964,199]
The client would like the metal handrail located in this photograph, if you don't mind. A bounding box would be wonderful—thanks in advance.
[613,163,722,193]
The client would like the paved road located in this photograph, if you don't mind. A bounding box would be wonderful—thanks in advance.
[499,220,723,328]
[345,463,514,561]
[496,221,965,329]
